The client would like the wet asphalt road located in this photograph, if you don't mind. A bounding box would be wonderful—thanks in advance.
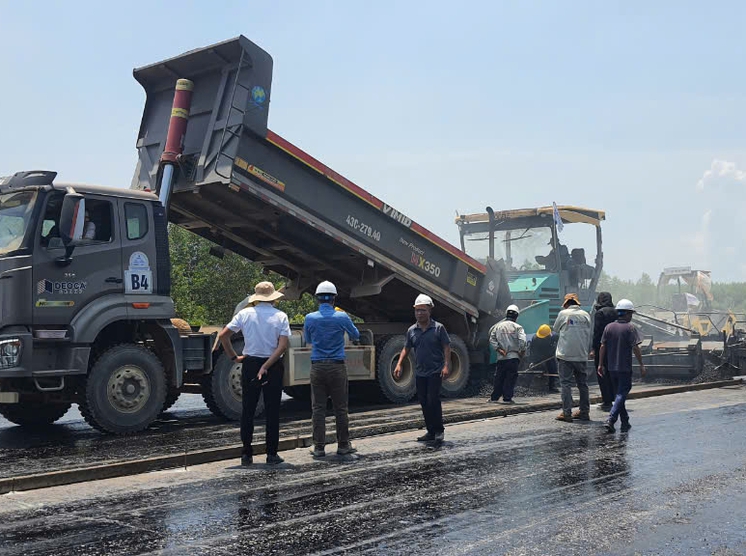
[1,385,744,555]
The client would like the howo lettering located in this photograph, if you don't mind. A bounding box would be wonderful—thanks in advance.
[0,36,605,434]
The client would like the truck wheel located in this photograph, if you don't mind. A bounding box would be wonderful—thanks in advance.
[440,335,473,397]
[79,344,167,434]
[0,402,72,427]
[202,341,264,420]
[377,335,417,403]
[161,387,180,413]
[283,385,311,402]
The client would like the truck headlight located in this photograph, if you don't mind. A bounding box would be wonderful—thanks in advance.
[0,339,21,368]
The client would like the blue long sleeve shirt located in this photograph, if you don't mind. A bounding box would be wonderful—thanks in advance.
[303,304,360,361]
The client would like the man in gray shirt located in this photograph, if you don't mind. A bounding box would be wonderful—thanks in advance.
[553,293,593,422]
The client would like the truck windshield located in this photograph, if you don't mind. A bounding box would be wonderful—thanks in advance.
[0,190,37,255]
[464,227,553,271]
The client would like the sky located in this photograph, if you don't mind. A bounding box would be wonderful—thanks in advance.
[2,0,746,282]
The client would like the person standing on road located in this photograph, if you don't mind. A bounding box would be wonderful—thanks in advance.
[394,294,451,447]
[488,304,527,404]
[598,299,647,433]
[304,281,360,459]
[528,324,559,393]
[590,292,617,410]
[219,281,291,467]
[554,293,593,423]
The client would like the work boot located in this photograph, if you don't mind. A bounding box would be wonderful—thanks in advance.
[556,412,573,423]
[310,446,326,459]
[572,410,590,421]
[434,432,444,442]
[620,422,632,432]
[417,432,435,442]
[266,454,284,465]
[337,444,358,456]
[599,403,612,411]
[487,398,501,403]
[604,420,615,433]
[240,455,253,467]
[501,399,516,405]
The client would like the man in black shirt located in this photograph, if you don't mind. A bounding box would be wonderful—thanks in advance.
[591,292,617,410]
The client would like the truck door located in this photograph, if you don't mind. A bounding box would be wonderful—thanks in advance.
[118,201,158,298]
[33,193,124,326]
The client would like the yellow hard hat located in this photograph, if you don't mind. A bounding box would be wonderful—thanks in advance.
[536,324,551,338]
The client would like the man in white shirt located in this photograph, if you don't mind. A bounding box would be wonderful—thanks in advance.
[219,281,291,466]
[553,293,593,423]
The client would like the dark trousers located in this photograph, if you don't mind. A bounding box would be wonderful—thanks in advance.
[491,358,520,401]
[241,356,284,457]
[416,374,444,435]
[594,349,614,405]
[310,361,350,448]
[608,372,633,425]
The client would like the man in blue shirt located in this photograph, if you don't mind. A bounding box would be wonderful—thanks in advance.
[394,294,451,447]
[304,281,360,458]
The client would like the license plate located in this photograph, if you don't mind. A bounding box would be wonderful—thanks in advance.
[0,392,19,403]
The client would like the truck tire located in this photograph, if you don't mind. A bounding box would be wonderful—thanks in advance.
[202,341,264,421]
[377,335,417,403]
[283,385,311,402]
[440,335,473,397]
[161,387,180,413]
[79,344,167,434]
[0,402,72,427]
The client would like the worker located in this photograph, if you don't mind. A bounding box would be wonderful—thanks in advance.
[394,294,451,448]
[219,281,290,466]
[535,241,570,272]
[590,292,617,410]
[83,210,96,240]
[304,281,360,458]
[598,299,647,433]
[528,324,559,393]
[488,304,526,404]
[553,293,593,422]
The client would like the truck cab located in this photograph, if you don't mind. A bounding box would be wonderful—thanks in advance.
[0,170,212,433]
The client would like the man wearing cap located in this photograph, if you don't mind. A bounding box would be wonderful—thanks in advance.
[528,324,559,393]
[219,281,291,466]
[488,304,527,404]
[553,293,593,422]
[598,299,647,433]
[394,294,451,446]
[590,292,617,410]
[304,281,360,458]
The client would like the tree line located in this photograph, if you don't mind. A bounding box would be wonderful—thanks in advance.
[169,227,746,326]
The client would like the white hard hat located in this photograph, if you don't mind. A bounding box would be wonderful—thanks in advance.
[315,281,338,296]
[506,304,520,314]
[616,299,635,312]
[413,294,434,307]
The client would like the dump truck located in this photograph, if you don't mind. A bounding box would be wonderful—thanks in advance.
[0,36,513,434]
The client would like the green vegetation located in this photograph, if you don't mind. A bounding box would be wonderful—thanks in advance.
[169,226,316,326]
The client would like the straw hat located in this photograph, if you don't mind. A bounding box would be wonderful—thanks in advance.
[248,281,284,304]
[562,293,580,307]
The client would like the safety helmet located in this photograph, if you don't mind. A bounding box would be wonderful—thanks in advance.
[506,304,520,314]
[315,281,337,296]
[616,299,635,312]
[413,294,434,307]
[536,324,551,338]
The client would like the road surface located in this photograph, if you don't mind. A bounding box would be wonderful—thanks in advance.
[1,385,744,555]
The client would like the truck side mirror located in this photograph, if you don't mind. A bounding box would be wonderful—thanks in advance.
[59,192,85,246]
